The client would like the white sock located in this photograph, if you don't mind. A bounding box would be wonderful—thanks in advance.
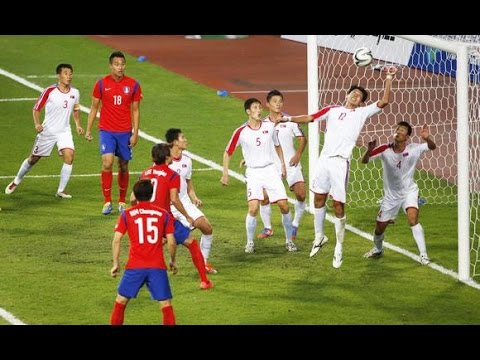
[57,163,73,193]
[246,214,257,244]
[281,211,294,243]
[259,204,272,230]
[373,233,384,251]
[293,200,305,228]
[14,158,33,184]
[411,223,427,255]
[314,206,326,240]
[200,234,213,263]
[334,216,346,245]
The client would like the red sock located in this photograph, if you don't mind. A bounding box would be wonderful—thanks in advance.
[187,239,208,282]
[110,301,126,325]
[162,305,176,325]
[118,171,129,203]
[101,171,113,203]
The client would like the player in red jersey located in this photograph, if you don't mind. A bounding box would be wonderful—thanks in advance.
[133,143,213,290]
[5,63,83,198]
[110,179,177,325]
[85,51,143,216]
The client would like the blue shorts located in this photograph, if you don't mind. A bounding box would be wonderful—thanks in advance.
[99,130,132,161]
[174,219,191,245]
[117,268,172,301]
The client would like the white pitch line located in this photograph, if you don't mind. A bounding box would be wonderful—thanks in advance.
[0,308,26,325]
[0,98,37,102]
[0,66,478,326]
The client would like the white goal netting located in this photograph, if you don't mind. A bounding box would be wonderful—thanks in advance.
[314,35,480,278]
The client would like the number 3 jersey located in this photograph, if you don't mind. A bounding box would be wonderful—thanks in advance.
[33,85,80,135]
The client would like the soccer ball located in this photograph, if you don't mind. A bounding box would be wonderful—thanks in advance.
[353,47,373,67]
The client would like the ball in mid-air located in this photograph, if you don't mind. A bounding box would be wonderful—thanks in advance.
[353,47,373,67]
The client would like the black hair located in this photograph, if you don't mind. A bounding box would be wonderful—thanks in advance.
[397,121,412,136]
[347,85,369,102]
[133,179,153,201]
[151,143,171,165]
[165,128,182,144]
[109,51,125,64]
[56,64,73,74]
[266,89,283,102]
[244,98,261,112]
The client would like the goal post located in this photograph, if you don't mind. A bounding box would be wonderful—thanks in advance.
[306,35,476,282]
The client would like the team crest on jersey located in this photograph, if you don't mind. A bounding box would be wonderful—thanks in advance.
[280,124,287,128]
[182,164,187,168]
[262,130,269,134]
[123,86,131,94]
[70,95,75,99]
[403,153,409,157]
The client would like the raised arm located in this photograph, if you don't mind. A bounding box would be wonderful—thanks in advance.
[420,124,436,150]
[377,67,397,108]
[361,139,377,164]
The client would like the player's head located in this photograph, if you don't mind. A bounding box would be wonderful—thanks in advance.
[56,64,73,75]
[244,98,263,120]
[266,90,284,114]
[347,85,369,103]
[395,121,412,143]
[396,121,412,135]
[133,179,154,202]
[151,143,172,165]
[109,51,126,64]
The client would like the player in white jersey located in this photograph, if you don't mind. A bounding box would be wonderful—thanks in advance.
[221,98,298,253]
[283,68,396,268]
[5,64,84,199]
[166,128,218,275]
[361,122,436,265]
[254,90,309,242]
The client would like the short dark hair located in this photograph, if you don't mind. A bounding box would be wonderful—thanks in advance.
[109,51,125,64]
[133,179,153,201]
[397,121,412,136]
[165,128,182,144]
[151,143,171,165]
[347,85,368,102]
[266,89,283,102]
[244,98,261,112]
[56,64,73,74]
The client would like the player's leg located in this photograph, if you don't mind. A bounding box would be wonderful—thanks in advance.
[405,201,429,264]
[99,130,116,214]
[111,269,145,325]
[5,133,50,194]
[147,269,176,325]
[115,132,133,213]
[245,167,263,252]
[56,132,75,198]
[258,192,273,239]
[290,179,306,240]
[194,216,217,274]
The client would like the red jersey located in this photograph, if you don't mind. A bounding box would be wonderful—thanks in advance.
[140,164,180,214]
[93,75,143,132]
[115,201,174,269]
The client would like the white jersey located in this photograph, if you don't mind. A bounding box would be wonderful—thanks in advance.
[315,103,381,159]
[370,142,429,199]
[225,120,280,168]
[265,115,305,167]
[169,154,192,199]
[33,85,80,136]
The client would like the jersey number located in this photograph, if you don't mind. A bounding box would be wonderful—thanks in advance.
[113,95,122,105]
[150,178,158,202]
[396,160,402,169]
[256,137,261,146]
[134,217,159,244]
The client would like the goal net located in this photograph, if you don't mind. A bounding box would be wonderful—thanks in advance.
[306,35,480,281]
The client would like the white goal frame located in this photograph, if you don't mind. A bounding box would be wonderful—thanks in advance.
[306,35,470,281]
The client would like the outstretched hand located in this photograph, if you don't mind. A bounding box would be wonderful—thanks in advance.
[420,124,430,140]
[367,139,377,151]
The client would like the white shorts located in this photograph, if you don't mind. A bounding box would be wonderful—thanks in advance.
[245,164,287,203]
[310,156,349,203]
[31,131,74,157]
[171,195,205,228]
[285,163,305,189]
[376,190,419,222]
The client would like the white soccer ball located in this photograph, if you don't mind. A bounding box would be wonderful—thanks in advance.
[353,47,373,67]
